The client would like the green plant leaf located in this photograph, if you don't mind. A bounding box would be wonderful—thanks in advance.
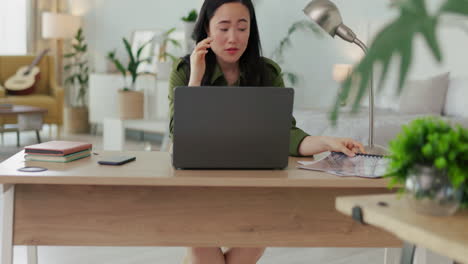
[64,53,76,58]
[182,9,198,22]
[332,0,443,124]
[111,57,127,77]
[169,39,181,48]
[439,0,468,16]
[282,72,298,86]
[164,27,176,37]
[123,37,136,66]
[136,38,153,61]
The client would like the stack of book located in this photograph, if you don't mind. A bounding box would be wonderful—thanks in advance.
[24,141,93,163]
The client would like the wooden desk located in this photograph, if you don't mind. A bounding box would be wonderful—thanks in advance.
[1,151,401,264]
[336,194,468,264]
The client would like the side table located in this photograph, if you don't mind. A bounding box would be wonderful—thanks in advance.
[0,105,47,146]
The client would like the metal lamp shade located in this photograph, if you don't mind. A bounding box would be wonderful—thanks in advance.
[303,0,357,44]
[303,0,343,37]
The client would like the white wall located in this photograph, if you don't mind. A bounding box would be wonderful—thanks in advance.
[0,0,27,54]
[70,0,468,109]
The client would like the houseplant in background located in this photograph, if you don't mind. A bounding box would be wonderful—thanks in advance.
[386,117,468,216]
[271,19,322,87]
[155,28,182,80]
[332,0,468,123]
[181,9,198,53]
[107,37,152,119]
[63,28,90,134]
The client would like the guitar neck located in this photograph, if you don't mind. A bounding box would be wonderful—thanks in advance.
[24,49,50,75]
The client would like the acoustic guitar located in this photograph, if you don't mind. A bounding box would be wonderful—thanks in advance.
[4,49,50,95]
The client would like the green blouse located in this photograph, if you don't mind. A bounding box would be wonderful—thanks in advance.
[168,57,310,156]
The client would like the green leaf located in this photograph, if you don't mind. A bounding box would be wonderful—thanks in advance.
[111,58,127,77]
[64,53,76,58]
[282,72,298,86]
[164,27,176,37]
[123,37,136,66]
[333,0,443,122]
[169,39,181,48]
[439,0,468,16]
[136,38,153,61]
[182,9,198,22]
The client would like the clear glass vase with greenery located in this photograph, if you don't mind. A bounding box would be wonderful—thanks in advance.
[107,37,153,91]
[63,28,89,107]
[386,117,468,211]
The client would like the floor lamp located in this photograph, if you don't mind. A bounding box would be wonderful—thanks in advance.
[303,0,387,155]
[42,12,81,104]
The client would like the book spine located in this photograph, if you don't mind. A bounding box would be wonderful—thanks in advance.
[62,144,93,155]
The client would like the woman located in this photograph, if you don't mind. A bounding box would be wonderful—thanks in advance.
[169,0,365,263]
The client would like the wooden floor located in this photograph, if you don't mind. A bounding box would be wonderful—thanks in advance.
[0,125,450,264]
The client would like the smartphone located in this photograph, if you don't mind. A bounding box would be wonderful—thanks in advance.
[98,156,136,166]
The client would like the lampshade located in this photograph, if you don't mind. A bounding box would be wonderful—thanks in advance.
[333,64,352,82]
[303,0,357,44]
[42,12,81,39]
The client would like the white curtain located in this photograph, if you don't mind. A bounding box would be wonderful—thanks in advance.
[0,0,28,55]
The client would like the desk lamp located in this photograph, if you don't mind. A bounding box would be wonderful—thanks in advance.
[303,0,387,155]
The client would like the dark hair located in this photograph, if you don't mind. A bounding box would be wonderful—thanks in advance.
[183,0,271,86]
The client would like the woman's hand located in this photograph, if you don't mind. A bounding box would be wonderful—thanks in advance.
[321,136,365,157]
[298,136,365,157]
[189,37,213,86]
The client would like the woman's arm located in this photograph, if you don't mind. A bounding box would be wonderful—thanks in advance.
[298,136,366,157]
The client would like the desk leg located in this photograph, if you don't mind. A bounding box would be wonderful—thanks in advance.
[27,246,38,264]
[400,242,416,264]
[2,184,15,264]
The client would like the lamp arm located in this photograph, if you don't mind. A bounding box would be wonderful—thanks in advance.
[352,38,375,148]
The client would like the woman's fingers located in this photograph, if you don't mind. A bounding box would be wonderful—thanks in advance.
[340,145,356,157]
[344,138,365,154]
[195,43,211,52]
[194,38,213,51]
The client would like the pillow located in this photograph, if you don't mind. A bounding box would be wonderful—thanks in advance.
[399,72,450,115]
[443,76,468,118]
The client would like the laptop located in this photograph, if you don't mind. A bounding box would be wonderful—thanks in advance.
[172,86,294,169]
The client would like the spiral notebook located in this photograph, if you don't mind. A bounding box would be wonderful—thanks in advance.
[298,152,389,178]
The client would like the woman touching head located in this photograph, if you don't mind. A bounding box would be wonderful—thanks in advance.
[187,0,270,86]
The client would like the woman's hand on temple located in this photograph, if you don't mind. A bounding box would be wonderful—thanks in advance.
[298,136,366,157]
[189,37,213,86]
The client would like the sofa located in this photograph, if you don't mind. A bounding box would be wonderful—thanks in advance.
[294,72,468,147]
[0,55,64,127]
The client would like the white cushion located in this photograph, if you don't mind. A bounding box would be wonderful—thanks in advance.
[443,76,468,118]
[399,72,450,114]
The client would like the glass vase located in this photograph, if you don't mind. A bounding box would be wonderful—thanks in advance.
[405,164,463,216]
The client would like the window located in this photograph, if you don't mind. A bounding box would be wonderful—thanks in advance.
[0,0,27,55]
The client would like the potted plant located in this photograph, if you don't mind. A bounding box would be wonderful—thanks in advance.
[63,28,90,134]
[333,0,468,123]
[107,37,152,119]
[386,117,468,216]
[271,19,322,87]
[156,28,182,80]
[181,9,198,53]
